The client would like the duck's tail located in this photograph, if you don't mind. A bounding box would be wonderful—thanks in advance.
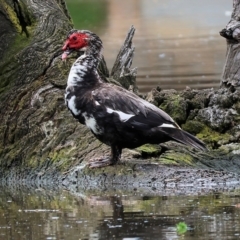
[161,127,207,151]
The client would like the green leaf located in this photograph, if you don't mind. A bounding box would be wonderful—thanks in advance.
[176,221,188,234]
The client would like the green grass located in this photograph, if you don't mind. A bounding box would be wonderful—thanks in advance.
[65,0,107,31]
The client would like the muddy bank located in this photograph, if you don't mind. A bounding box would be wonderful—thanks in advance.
[2,158,240,196]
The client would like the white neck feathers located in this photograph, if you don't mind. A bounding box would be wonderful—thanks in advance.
[67,54,94,86]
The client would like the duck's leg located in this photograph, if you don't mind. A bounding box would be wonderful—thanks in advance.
[88,145,122,168]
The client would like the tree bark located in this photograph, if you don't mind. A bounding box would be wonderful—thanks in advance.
[220,0,240,90]
[0,0,73,172]
[0,0,240,188]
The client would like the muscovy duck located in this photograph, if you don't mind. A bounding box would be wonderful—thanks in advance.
[62,29,207,168]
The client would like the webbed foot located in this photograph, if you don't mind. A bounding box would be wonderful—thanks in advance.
[88,145,122,168]
[88,157,116,168]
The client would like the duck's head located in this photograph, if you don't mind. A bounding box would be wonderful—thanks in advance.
[62,29,102,60]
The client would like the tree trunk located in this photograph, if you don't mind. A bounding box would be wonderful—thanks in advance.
[220,0,240,90]
[0,0,74,176]
[0,0,240,188]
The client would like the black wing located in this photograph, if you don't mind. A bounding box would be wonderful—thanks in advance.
[91,84,207,151]
[92,83,179,129]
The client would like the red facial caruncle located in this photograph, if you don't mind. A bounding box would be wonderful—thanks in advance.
[62,32,88,60]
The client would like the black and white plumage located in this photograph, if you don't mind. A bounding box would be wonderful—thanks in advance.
[62,29,207,168]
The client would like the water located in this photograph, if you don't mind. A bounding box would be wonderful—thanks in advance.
[1,186,240,240]
[65,0,232,93]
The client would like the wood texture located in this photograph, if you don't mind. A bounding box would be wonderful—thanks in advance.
[220,0,240,89]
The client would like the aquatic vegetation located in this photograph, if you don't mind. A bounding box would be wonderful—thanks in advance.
[176,222,188,234]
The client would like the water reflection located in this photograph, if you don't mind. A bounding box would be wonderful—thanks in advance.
[0,186,240,239]
[65,0,231,93]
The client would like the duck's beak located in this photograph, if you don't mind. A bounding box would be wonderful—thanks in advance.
[62,49,73,60]
[62,39,72,60]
